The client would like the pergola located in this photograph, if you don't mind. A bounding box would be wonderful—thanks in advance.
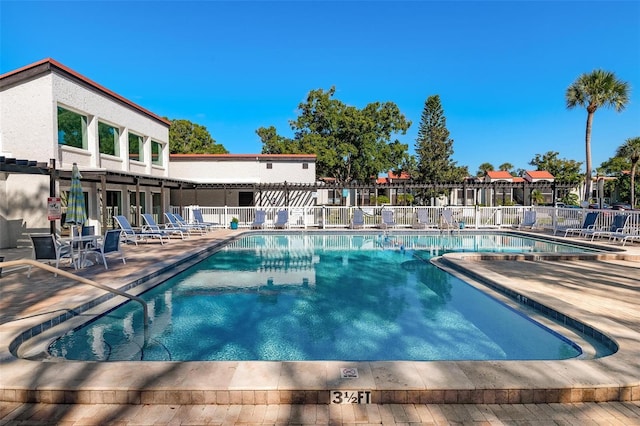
[2,156,575,231]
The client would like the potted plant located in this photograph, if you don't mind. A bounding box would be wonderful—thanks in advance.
[230,217,239,230]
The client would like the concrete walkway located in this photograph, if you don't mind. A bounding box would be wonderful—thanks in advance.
[1,229,640,424]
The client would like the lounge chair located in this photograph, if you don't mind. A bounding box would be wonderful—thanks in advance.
[413,209,436,229]
[193,208,218,230]
[379,210,397,229]
[165,212,205,235]
[251,210,267,229]
[556,211,599,237]
[85,229,126,269]
[28,234,74,277]
[351,209,365,229]
[440,209,460,231]
[142,213,187,239]
[274,210,289,229]
[114,215,167,245]
[518,210,537,230]
[174,212,209,234]
[587,214,629,241]
[620,230,640,246]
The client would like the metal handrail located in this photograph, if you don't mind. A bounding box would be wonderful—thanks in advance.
[0,259,149,337]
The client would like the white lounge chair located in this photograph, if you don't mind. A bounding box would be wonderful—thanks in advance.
[142,213,187,239]
[379,210,397,229]
[351,209,365,229]
[587,214,629,241]
[193,208,218,230]
[557,211,600,237]
[518,210,537,230]
[274,210,289,229]
[114,215,167,245]
[251,210,267,229]
[165,212,206,235]
[440,209,460,231]
[413,209,436,229]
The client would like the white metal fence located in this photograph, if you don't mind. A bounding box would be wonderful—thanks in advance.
[171,205,640,234]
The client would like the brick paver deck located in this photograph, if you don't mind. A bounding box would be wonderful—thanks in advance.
[1,229,640,424]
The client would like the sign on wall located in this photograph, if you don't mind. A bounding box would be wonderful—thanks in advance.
[47,197,62,221]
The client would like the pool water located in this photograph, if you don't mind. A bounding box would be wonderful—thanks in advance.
[49,233,585,361]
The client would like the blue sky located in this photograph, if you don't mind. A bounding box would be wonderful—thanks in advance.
[2,1,639,175]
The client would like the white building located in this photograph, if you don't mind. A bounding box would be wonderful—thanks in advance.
[0,59,316,248]
[169,154,317,207]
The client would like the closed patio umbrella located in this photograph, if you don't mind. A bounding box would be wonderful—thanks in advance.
[65,163,86,230]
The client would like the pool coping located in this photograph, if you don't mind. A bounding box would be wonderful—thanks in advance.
[1,229,640,405]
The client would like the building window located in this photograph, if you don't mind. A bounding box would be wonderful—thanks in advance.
[98,122,120,156]
[57,106,87,149]
[302,163,309,169]
[151,140,163,166]
[128,132,144,162]
[266,163,273,169]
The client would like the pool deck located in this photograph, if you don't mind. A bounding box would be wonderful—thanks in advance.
[1,228,640,424]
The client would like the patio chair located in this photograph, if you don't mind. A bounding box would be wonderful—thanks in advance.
[556,211,599,237]
[251,210,267,229]
[620,229,640,246]
[413,209,437,229]
[142,213,187,239]
[193,208,218,230]
[518,210,537,230]
[28,234,74,277]
[274,210,289,229]
[440,209,460,231]
[379,210,397,229]
[586,214,629,241]
[85,229,126,269]
[165,212,205,235]
[350,209,365,229]
[114,215,167,245]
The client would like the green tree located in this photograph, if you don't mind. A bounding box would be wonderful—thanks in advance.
[615,137,640,207]
[256,126,297,154]
[169,119,228,154]
[530,189,545,205]
[414,95,468,204]
[529,151,582,184]
[499,162,514,173]
[565,70,630,200]
[258,87,411,185]
[476,162,494,177]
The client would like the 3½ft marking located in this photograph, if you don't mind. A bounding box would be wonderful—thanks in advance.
[331,390,372,404]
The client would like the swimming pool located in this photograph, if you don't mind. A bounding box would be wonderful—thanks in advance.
[48,233,596,361]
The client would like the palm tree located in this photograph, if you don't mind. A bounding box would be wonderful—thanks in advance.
[499,162,514,174]
[566,70,630,201]
[616,137,640,208]
[476,162,494,177]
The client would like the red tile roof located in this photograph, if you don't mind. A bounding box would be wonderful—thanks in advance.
[486,171,514,180]
[525,170,555,180]
[387,171,411,180]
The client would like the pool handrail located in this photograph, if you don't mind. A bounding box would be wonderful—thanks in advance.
[0,259,149,341]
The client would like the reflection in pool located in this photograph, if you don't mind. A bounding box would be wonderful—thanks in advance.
[49,233,589,361]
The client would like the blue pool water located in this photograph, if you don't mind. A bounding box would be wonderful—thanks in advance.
[49,233,587,361]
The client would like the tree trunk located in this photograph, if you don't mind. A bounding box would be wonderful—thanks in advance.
[584,111,594,201]
[631,162,637,208]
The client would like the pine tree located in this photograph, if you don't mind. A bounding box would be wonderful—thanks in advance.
[414,95,467,203]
